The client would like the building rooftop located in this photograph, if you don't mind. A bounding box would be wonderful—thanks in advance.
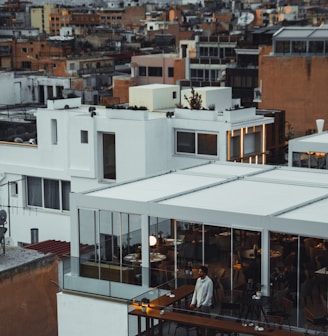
[273,25,328,40]
[83,161,328,222]
[0,246,45,272]
[24,240,71,260]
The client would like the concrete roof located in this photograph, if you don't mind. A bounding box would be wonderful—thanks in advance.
[0,246,45,272]
[296,132,328,144]
[85,162,328,221]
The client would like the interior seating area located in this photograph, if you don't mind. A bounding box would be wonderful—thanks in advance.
[78,219,328,334]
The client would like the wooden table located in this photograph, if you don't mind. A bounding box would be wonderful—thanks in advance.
[149,284,194,308]
[124,252,167,264]
[129,307,304,336]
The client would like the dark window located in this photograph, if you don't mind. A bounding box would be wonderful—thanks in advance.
[230,135,241,159]
[198,133,217,155]
[81,130,88,143]
[291,41,306,54]
[44,179,60,210]
[62,181,71,211]
[26,177,70,211]
[168,67,174,77]
[275,41,290,54]
[103,133,116,180]
[148,66,162,77]
[139,66,146,76]
[177,131,218,156]
[27,176,42,207]
[177,131,195,153]
[181,44,187,58]
[309,41,324,54]
[22,61,31,69]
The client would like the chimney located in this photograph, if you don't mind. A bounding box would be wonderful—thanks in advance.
[316,119,325,133]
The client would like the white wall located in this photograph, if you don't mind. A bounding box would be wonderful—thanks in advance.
[0,172,70,245]
[181,87,232,111]
[0,73,71,105]
[129,84,180,111]
[57,292,130,336]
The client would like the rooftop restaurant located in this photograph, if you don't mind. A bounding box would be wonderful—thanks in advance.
[62,161,328,335]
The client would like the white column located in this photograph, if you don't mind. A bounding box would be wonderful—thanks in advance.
[141,214,150,287]
[261,229,270,296]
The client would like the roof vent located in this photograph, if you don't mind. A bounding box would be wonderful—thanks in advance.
[316,119,325,133]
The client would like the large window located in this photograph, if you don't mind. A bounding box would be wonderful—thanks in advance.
[176,131,218,156]
[148,66,162,77]
[26,176,70,211]
[309,41,324,54]
[228,127,263,163]
[103,133,116,180]
[79,209,142,286]
[275,41,290,54]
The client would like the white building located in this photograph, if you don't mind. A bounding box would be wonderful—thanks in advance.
[0,71,71,105]
[58,161,328,336]
[288,119,328,170]
[0,84,273,246]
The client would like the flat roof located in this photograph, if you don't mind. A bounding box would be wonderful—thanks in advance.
[274,26,328,40]
[297,132,328,144]
[85,162,328,221]
[0,246,45,272]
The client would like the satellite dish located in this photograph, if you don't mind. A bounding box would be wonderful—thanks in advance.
[0,210,7,225]
[237,12,254,27]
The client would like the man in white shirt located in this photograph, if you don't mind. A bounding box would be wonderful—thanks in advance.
[190,265,213,314]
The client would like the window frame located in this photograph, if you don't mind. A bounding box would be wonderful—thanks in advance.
[102,133,116,180]
[175,130,218,157]
[26,176,71,211]
[139,66,146,76]
[81,130,88,144]
[148,66,162,77]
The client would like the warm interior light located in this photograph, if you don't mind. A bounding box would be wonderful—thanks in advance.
[149,235,157,246]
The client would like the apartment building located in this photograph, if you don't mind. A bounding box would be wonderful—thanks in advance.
[258,26,328,138]
[179,35,237,85]
[0,84,273,247]
[131,53,186,86]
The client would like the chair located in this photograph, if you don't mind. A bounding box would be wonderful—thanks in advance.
[305,306,328,331]
[267,296,293,327]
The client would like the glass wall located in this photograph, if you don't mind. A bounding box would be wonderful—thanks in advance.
[78,209,142,285]
[76,210,328,332]
[292,151,327,169]
[269,232,328,330]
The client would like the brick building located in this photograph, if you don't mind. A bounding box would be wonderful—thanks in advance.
[258,26,328,138]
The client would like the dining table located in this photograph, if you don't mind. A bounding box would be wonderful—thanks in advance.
[124,252,167,264]
[129,303,304,336]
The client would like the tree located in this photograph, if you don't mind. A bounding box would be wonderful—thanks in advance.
[184,87,203,110]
